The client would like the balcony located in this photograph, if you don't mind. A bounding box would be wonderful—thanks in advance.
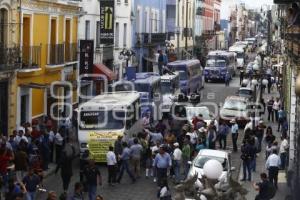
[285,25,300,64]
[0,45,21,72]
[150,33,166,44]
[21,45,41,69]
[65,43,78,63]
[196,7,204,16]
[48,43,65,66]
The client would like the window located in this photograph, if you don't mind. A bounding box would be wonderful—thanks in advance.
[96,21,101,47]
[125,0,128,4]
[117,0,121,4]
[154,12,158,33]
[85,20,90,40]
[166,5,176,18]
[162,10,166,33]
[115,22,119,47]
[123,23,127,47]
[136,9,140,33]
[0,8,8,45]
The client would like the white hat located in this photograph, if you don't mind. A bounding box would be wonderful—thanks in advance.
[173,142,179,147]
[230,119,236,123]
[259,120,264,124]
[199,127,206,132]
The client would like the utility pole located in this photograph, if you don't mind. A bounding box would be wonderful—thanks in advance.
[177,0,180,59]
[185,0,189,55]
[267,10,271,55]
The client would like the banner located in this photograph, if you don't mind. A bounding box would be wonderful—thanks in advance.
[79,40,94,75]
[100,0,115,45]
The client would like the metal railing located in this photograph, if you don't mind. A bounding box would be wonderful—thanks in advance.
[48,43,65,65]
[0,44,21,71]
[22,45,41,69]
[65,43,78,62]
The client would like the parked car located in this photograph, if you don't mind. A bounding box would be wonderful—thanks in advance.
[171,103,214,126]
[187,149,235,192]
[185,106,214,126]
[219,96,250,127]
[237,87,254,100]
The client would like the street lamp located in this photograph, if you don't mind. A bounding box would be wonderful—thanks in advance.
[119,48,135,68]
[173,159,247,200]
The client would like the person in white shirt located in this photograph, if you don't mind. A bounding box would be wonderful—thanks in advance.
[106,146,117,186]
[55,130,64,163]
[279,136,289,170]
[186,130,198,146]
[172,143,182,183]
[272,98,281,122]
[142,113,151,129]
[265,150,281,188]
[14,130,28,145]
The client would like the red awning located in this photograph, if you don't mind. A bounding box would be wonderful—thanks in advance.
[93,64,117,81]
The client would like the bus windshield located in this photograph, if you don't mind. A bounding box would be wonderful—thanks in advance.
[79,110,125,130]
[161,81,172,94]
[179,71,188,80]
[236,53,244,58]
[135,83,150,92]
[206,60,226,68]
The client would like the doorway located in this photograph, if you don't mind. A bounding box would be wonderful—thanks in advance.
[0,82,8,135]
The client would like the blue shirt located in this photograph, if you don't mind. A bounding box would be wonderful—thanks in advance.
[231,124,239,134]
[120,147,131,160]
[153,153,172,169]
[219,124,229,135]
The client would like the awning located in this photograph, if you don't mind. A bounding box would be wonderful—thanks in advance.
[93,64,117,81]
[19,83,49,89]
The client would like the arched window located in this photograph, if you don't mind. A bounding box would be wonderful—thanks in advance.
[0,8,8,46]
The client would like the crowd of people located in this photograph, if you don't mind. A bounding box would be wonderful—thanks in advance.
[0,114,89,200]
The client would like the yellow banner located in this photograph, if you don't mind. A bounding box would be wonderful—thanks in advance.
[87,131,122,162]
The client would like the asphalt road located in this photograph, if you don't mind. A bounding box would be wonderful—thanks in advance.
[37,77,244,200]
[38,51,259,200]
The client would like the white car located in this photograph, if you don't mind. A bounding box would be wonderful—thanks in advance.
[185,106,214,126]
[187,149,235,191]
[237,87,254,100]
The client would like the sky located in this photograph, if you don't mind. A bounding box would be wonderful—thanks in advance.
[220,0,274,20]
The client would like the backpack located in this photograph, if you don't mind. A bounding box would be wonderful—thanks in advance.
[266,182,276,199]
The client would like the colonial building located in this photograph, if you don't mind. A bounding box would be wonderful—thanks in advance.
[0,0,20,135]
[15,0,80,130]
[166,0,193,60]
[132,0,167,72]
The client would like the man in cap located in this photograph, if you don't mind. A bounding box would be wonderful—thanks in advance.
[172,142,182,184]
[231,119,239,152]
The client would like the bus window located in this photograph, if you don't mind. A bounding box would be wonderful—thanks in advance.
[80,110,125,130]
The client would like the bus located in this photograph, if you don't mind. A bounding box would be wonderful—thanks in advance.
[167,59,204,95]
[160,72,180,113]
[133,72,161,120]
[78,91,141,162]
[229,45,246,69]
[205,51,236,82]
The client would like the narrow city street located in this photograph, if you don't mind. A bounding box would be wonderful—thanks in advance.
[1,0,299,200]
[38,77,244,199]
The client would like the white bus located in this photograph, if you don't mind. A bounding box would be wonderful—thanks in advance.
[229,46,245,69]
[78,91,142,162]
[160,72,180,113]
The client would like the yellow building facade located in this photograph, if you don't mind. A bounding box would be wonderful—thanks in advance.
[12,0,80,132]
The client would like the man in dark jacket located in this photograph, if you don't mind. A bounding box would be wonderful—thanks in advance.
[241,139,256,181]
[55,144,75,192]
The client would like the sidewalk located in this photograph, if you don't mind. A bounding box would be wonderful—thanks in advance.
[239,89,290,200]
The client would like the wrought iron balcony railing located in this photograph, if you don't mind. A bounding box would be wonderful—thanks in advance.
[48,43,65,65]
[65,43,78,62]
[285,25,300,64]
[0,44,21,71]
[22,45,41,69]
